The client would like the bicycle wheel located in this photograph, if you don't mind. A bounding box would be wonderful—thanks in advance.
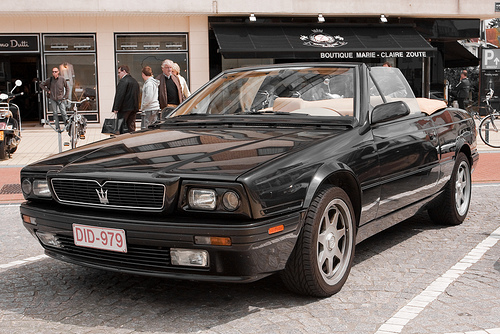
[479,114,500,148]
[70,120,78,149]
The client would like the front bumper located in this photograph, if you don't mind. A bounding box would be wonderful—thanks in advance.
[20,202,304,282]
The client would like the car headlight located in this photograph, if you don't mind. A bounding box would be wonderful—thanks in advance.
[188,189,217,210]
[21,177,52,199]
[21,178,32,195]
[222,191,240,211]
[33,180,51,197]
[181,182,247,216]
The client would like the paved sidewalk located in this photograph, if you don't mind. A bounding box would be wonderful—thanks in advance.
[0,125,499,204]
[0,125,109,203]
[0,124,109,167]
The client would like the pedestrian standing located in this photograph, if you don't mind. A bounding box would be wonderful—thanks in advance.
[455,70,470,110]
[172,62,191,99]
[112,65,140,134]
[40,67,69,130]
[156,59,184,110]
[140,66,160,129]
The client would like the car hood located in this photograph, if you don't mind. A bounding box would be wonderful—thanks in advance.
[27,126,347,180]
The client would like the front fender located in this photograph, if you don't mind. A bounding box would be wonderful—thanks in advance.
[303,162,362,226]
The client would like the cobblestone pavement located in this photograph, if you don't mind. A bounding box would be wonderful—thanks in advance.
[1,184,499,334]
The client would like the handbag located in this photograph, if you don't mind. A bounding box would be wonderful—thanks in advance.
[101,113,117,135]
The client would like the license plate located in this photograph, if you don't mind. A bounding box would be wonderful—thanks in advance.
[73,224,127,253]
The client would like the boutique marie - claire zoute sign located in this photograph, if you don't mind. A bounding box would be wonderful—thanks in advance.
[319,51,429,59]
[300,29,430,59]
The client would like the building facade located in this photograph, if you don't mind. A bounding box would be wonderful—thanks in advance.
[0,1,496,125]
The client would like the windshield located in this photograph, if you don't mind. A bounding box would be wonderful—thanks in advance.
[171,66,357,119]
[369,66,421,114]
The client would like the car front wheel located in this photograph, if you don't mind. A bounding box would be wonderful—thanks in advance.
[281,186,356,297]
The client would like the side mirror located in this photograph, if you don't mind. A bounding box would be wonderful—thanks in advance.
[371,101,410,124]
[15,80,22,87]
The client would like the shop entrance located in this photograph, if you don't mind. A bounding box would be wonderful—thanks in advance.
[0,55,43,124]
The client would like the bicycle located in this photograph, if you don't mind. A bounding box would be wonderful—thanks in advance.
[66,98,89,149]
[465,101,485,121]
[478,88,500,148]
[43,97,89,151]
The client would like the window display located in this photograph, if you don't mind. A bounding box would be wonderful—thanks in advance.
[43,34,98,122]
[115,34,189,99]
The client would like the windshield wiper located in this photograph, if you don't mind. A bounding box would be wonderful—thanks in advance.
[236,110,291,115]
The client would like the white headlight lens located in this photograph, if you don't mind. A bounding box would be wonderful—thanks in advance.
[21,178,32,195]
[222,191,240,211]
[188,189,216,210]
[33,179,51,197]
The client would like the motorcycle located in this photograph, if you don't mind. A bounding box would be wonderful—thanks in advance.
[0,80,23,160]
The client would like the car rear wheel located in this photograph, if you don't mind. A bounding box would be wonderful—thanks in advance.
[281,186,356,297]
[428,152,471,225]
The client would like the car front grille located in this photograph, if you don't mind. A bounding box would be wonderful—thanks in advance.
[50,234,173,271]
[50,178,166,210]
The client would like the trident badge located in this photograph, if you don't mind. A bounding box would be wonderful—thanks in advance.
[95,188,109,205]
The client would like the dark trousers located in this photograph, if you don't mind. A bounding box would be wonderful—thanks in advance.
[116,110,137,134]
[457,98,466,110]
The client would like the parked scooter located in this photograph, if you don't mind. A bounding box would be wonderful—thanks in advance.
[0,80,23,160]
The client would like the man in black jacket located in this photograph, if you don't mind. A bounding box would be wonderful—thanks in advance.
[113,65,139,134]
[455,70,470,110]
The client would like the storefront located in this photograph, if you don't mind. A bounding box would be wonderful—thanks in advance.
[0,8,485,126]
[0,32,193,124]
[0,34,42,123]
[0,13,206,126]
[208,18,481,99]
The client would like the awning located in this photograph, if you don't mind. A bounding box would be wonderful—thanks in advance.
[443,41,479,67]
[212,23,436,60]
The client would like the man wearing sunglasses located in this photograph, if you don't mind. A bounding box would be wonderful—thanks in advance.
[40,67,69,130]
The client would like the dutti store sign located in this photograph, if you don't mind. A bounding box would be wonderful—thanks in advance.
[0,35,39,53]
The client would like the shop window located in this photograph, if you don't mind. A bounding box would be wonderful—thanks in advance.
[42,34,98,122]
[115,33,189,96]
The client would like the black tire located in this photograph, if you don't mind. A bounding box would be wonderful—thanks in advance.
[428,152,471,225]
[280,186,356,297]
[0,140,8,160]
[70,122,78,149]
[478,114,500,148]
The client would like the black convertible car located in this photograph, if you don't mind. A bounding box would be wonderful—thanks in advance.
[20,63,478,297]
